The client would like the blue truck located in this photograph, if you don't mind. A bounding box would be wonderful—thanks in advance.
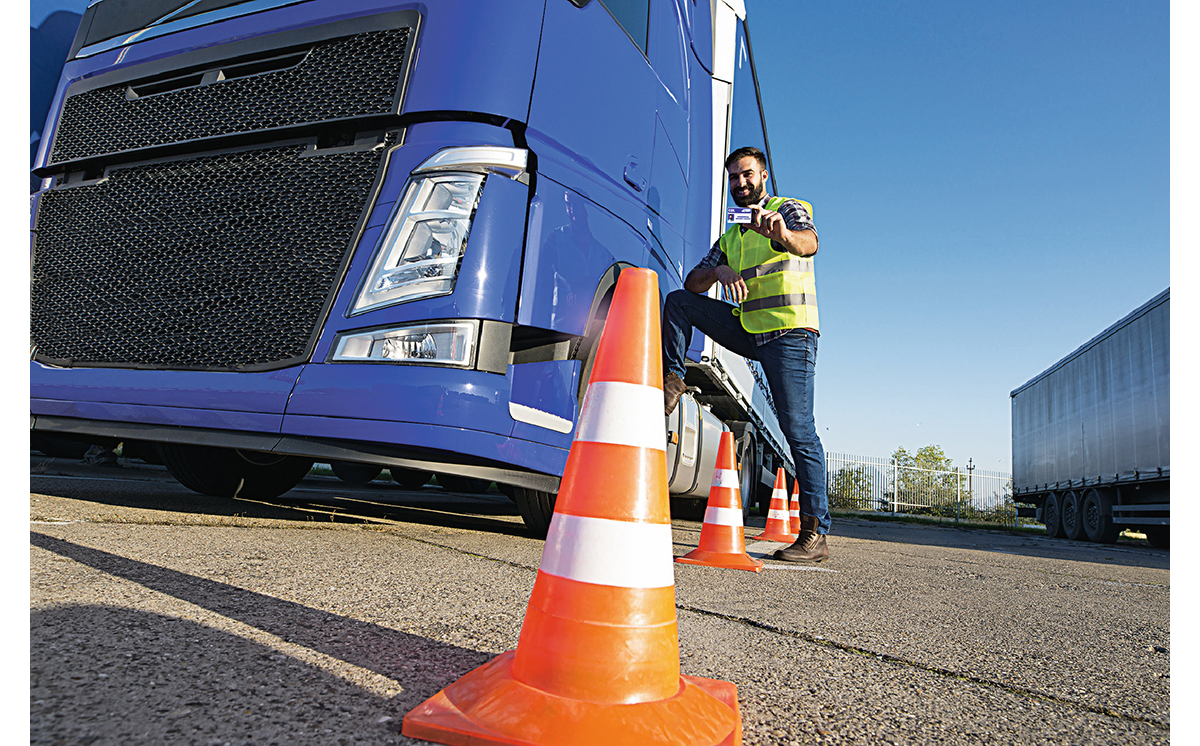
[30,0,796,534]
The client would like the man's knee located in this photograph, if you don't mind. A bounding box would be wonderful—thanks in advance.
[664,289,690,310]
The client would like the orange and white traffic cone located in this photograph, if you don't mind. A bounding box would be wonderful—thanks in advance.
[752,467,797,543]
[789,479,801,536]
[676,431,764,573]
[403,267,741,746]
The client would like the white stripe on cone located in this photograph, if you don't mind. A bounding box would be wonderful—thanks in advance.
[541,513,675,589]
[710,468,740,489]
[767,509,789,521]
[703,506,744,527]
[576,381,667,452]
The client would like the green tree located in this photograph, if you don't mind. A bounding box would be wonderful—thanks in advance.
[828,464,874,509]
[889,444,965,517]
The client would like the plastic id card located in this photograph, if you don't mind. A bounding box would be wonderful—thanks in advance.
[726,207,752,224]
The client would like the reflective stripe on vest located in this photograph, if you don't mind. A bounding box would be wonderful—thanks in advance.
[719,196,819,334]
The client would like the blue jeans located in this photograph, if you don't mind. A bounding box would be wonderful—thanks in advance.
[662,289,830,534]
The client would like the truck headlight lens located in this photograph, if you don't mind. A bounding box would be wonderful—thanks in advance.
[351,172,486,314]
[330,321,478,367]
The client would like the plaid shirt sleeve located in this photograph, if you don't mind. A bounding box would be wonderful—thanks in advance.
[691,241,727,273]
[777,199,817,239]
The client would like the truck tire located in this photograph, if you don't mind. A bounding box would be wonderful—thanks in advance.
[1082,488,1120,543]
[513,487,556,538]
[1042,492,1065,538]
[330,460,383,484]
[739,436,765,517]
[391,468,431,489]
[438,474,492,494]
[159,443,313,500]
[1061,490,1087,541]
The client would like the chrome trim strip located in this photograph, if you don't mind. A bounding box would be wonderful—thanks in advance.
[413,146,529,180]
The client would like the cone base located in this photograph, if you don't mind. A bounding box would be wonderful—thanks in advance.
[675,549,764,573]
[402,650,741,746]
[750,531,796,543]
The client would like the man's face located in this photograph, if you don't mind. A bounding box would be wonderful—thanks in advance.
[727,156,767,207]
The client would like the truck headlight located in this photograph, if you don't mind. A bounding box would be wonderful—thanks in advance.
[330,321,478,367]
[351,172,486,314]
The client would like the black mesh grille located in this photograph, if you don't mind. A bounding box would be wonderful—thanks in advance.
[49,28,409,165]
[31,139,393,370]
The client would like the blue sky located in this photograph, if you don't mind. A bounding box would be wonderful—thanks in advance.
[746,0,1172,472]
[24,0,1177,474]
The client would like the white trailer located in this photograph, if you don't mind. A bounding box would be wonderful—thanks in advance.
[1010,289,1169,546]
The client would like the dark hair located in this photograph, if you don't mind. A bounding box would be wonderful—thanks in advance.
[725,146,767,172]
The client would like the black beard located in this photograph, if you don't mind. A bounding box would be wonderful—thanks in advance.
[731,182,765,207]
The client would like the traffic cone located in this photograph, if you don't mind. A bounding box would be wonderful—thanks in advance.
[752,468,796,543]
[789,479,801,536]
[676,431,763,572]
[403,267,741,746]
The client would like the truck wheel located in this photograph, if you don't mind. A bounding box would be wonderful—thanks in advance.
[1144,526,1170,549]
[1042,492,1065,538]
[513,487,556,538]
[1082,488,1119,543]
[739,436,765,517]
[391,468,431,489]
[1061,490,1087,541]
[159,443,314,500]
[438,474,492,494]
[329,460,383,484]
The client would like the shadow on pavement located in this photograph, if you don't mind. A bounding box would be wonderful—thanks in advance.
[828,514,1169,571]
[31,455,530,538]
[30,531,492,745]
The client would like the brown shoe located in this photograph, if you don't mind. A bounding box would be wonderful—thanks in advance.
[773,515,829,563]
[664,371,688,415]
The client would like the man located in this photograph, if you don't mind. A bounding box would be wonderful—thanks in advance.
[662,146,829,563]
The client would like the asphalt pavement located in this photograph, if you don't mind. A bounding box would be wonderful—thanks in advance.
[29,454,1171,745]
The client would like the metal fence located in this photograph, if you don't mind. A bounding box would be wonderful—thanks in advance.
[825,452,1017,526]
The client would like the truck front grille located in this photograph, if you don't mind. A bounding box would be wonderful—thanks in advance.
[48,27,410,165]
[31,139,393,370]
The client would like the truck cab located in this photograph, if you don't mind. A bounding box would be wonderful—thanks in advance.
[31,0,793,533]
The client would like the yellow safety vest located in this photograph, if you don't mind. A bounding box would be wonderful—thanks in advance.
[719,196,819,334]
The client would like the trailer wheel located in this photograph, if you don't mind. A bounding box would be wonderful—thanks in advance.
[1042,492,1065,538]
[1061,490,1087,541]
[1144,526,1170,549]
[513,487,556,538]
[1082,488,1119,543]
[330,460,383,484]
[159,443,313,500]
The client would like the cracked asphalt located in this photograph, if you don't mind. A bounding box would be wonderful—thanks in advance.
[29,454,1170,745]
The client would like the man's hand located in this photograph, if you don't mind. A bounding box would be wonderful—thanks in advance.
[714,264,748,303]
[683,263,748,302]
[749,205,818,257]
[749,205,786,243]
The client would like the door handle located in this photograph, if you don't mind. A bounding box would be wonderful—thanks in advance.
[623,162,646,192]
